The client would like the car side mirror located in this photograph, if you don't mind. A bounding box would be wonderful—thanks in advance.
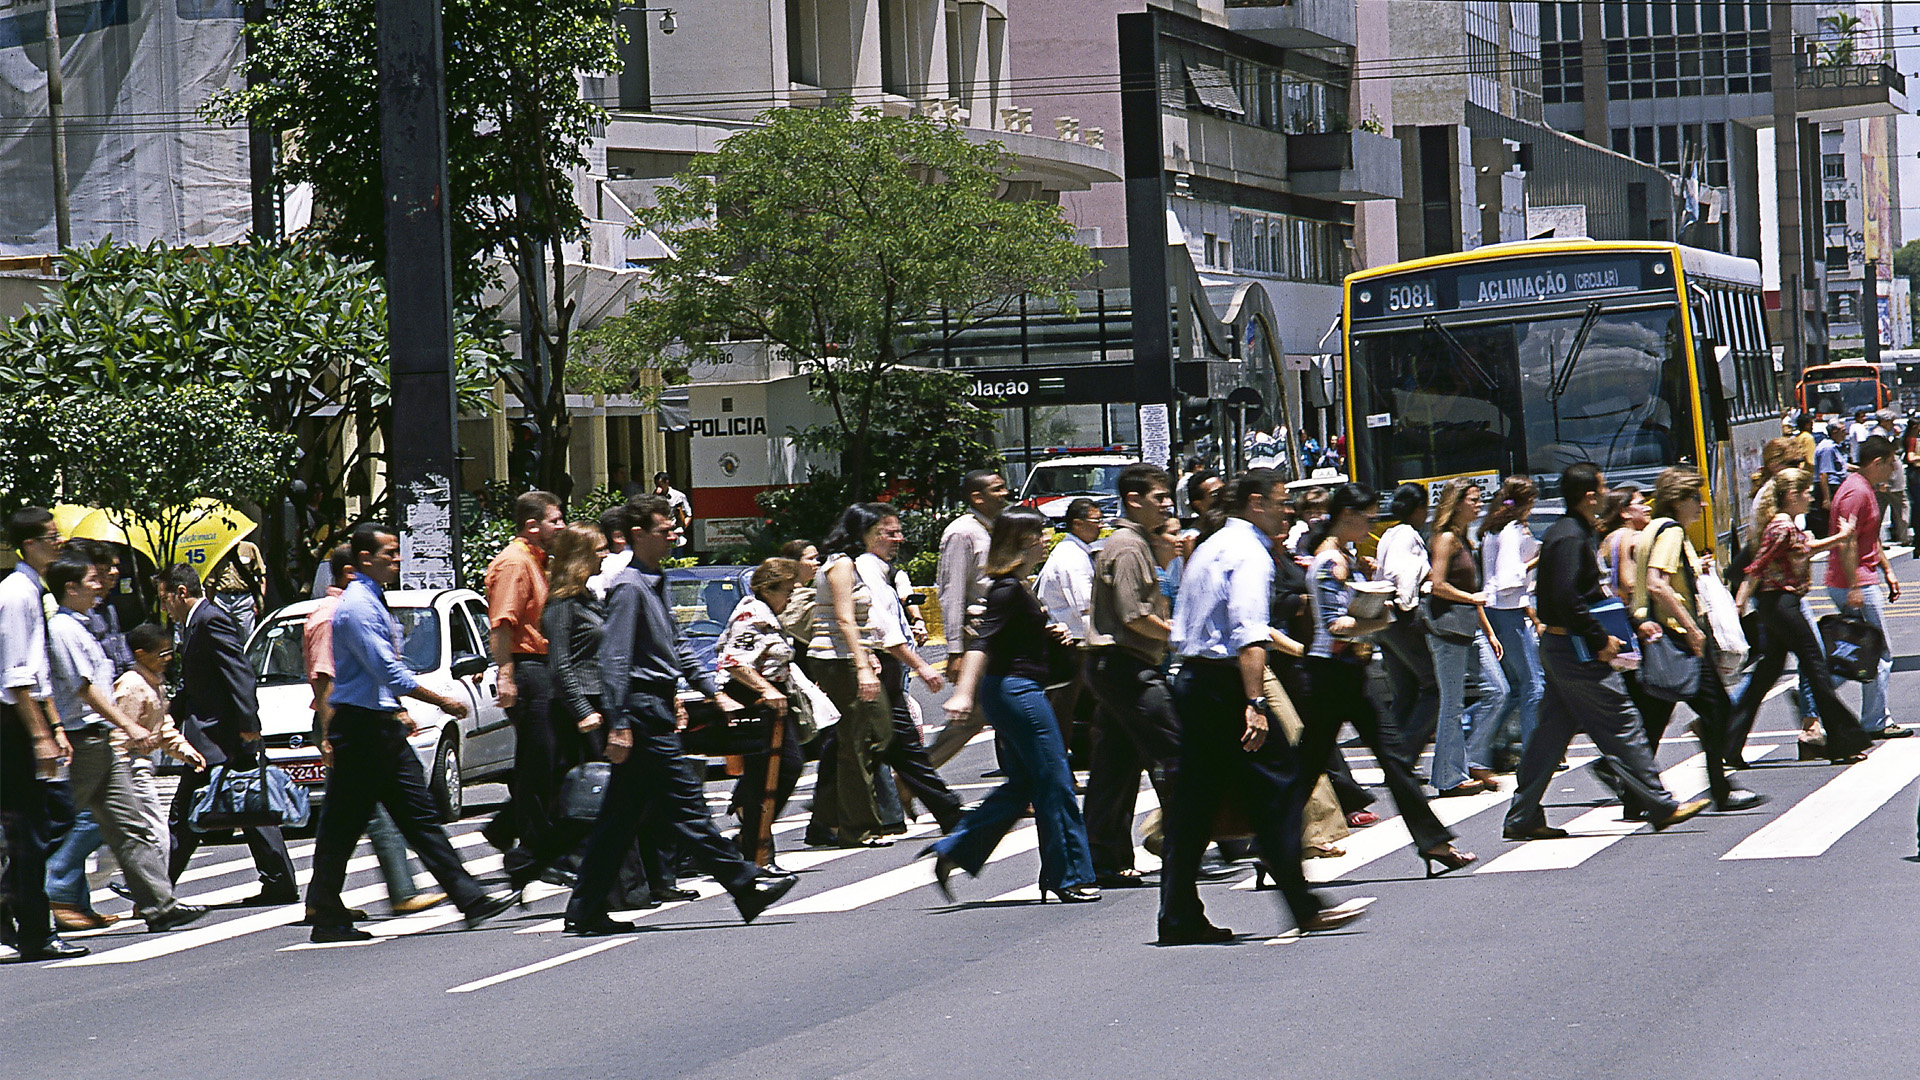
[451,653,489,679]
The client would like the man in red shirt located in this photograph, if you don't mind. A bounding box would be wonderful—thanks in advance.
[1825,435,1909,738]
[483,491,566,876]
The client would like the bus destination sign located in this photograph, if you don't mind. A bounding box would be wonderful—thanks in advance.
[1350,255,1658,320]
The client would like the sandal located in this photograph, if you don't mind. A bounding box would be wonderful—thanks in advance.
[1303,844,1346,859]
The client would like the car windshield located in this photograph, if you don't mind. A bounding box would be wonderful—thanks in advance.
[1025,464,1125,497]
[1805,375,1880,417]
[668,574,744,632]
[247,606,440,681]
[1349,303,1692,499]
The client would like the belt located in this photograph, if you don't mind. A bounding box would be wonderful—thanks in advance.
[1542,626,1571,636]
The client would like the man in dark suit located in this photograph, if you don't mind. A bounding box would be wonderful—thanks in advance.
[157,563,298,904]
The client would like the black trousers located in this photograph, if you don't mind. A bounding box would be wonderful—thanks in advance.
[1084,648,1180,875]
[305,706,486,923]
[1377,614,1440,771]
[1505,636,1678,833]
[1622,638,1735,808]
[1727,589,1871,762]
[1159,660,1321,930]
[1288,656,1452,855]
[493,657,558,876]
[568,686,759,921]
[168,747,296,895]
[875,654,964,832]
[0,706,60,948]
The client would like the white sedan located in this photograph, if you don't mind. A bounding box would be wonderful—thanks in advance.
[243,588,516,823]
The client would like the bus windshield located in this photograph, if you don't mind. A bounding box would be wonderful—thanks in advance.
[1803,373,1881,418]
[1350,303,1692,498]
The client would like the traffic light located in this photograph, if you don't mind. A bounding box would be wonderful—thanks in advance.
[1179,395,1213,445]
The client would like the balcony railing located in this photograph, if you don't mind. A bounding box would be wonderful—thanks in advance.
[1796,61,1905,95]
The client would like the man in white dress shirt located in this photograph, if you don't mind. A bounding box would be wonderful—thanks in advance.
[926,469,1009,767]
[1035,498,1102,743]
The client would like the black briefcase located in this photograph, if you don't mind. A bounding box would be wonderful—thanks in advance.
[679,698,772,757]
[558,761,613,823]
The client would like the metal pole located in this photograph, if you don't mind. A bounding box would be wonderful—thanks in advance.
[245,0,277,238]
[1119,12,1173,409]
[44,0,70,248]
[378,0,462,588]
[1865,259,1882,367]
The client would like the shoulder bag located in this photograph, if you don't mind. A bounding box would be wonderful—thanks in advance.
[188,753,311,833]
[558,760,613,823]
[1819,612,1886,683]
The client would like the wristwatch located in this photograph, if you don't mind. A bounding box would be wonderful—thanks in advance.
[1246,696,1269,710]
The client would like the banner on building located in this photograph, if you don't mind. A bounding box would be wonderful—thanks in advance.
[0,0,251,255]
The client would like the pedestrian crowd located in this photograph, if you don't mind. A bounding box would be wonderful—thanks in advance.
[2,402,1914,959]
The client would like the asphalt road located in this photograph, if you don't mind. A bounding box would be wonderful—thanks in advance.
[11,559,1920,1080]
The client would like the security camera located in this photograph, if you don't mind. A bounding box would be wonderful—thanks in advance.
[659,8,675,33]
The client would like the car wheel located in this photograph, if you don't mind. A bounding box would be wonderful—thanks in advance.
[430,731,463,823]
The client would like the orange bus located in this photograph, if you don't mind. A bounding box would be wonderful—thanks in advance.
[1797,361,1890,419]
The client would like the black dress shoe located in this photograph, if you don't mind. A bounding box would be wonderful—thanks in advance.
[1503,824,1571,841]
[1094,870,1152,889]
[145,904,208,933]
[5,937,89,962]
[238,890,300,908]
[1716,789,1770,812]
[1156,921,1236,946]
[298,906,370,926]
[538,867,579,889]
[564,914,636,936]
[650,887,700,903]
[462,892,517,930]
[309,924,374,944]
[734,873,798,924]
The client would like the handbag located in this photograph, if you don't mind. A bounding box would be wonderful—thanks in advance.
[558,761,613,823]
[1819,612,1886,682]
[188,754,311,833]
[1421,596,1480,642]
[789,665,838,736]
[680,697,774,757]
[1638,628,1702,702]
[1695,570,1747,683]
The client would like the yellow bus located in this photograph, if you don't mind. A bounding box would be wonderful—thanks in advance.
[1342,239,1780,555]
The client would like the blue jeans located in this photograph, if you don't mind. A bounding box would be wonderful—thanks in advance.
[934,675,1094,891]
[1826,584,1894,731]
[1429,630,1509,791]
[1484,608,1545,751]
[45,810,102,909]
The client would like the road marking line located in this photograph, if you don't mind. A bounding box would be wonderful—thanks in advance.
[446,939,633,994]
[1722,738,1920,860]
[55,852,503,966]
[514,880,731,935]
[1477,745,1779,875]
[1226,758,1599,890]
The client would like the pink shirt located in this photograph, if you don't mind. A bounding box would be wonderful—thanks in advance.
[305,589,343,680]
[1825,473,1884,588]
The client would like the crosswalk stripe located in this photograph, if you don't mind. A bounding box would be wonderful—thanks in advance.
[1226,757,1600,890]
[1476,745,1781,875]
[55,849,503,967]
[514,880,732,935]
[1721,737,1920,860]
[446,939,633,994]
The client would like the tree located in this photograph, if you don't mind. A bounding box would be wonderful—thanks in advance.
[208,0,622,497]
[37,388,294,591]
[1821,12,1863,66]
[617,104,1097,501]
[0,395,62,514]
[0,239,508,597]
[1892,239,1920,284]
[792,366,1001,511]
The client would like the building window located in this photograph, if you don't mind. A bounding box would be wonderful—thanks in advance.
[1202,233,1217,268]
[1828,246,1851,272]
[1823,153,1847,181]
[786,0,820,86]
[1826,200,1848,225]
[1830,292,1856,320]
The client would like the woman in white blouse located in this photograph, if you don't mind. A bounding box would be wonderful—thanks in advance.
[1478,475,1545,766]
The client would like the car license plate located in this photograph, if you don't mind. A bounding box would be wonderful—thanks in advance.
[282,761,326,784]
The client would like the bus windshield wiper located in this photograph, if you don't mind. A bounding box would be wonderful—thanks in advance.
[1422,317,1497,389]
[1548,302,1604,403]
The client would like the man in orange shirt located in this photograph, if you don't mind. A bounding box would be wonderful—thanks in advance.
[484,491,565,879]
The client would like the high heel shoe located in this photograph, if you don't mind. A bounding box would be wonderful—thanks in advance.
[1252,863,1276,890]
[1041,885,1101,903]
[918,845,958,902]
[1420,845,1477,878]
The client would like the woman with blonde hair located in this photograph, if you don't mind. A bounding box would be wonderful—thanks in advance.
[1425,478,1509,797]
[1725,468,1867,766]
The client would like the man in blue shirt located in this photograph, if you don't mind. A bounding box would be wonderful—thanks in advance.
[1157,469,1371,945]
[303,524,513,943]
[562,496,797,935]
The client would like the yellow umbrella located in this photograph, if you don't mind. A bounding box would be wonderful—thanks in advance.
[61,506,132,547]
[50,505,94,540]
[143,500,258,581]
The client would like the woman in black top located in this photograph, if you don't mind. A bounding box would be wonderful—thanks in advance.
[925,507,1099,903]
